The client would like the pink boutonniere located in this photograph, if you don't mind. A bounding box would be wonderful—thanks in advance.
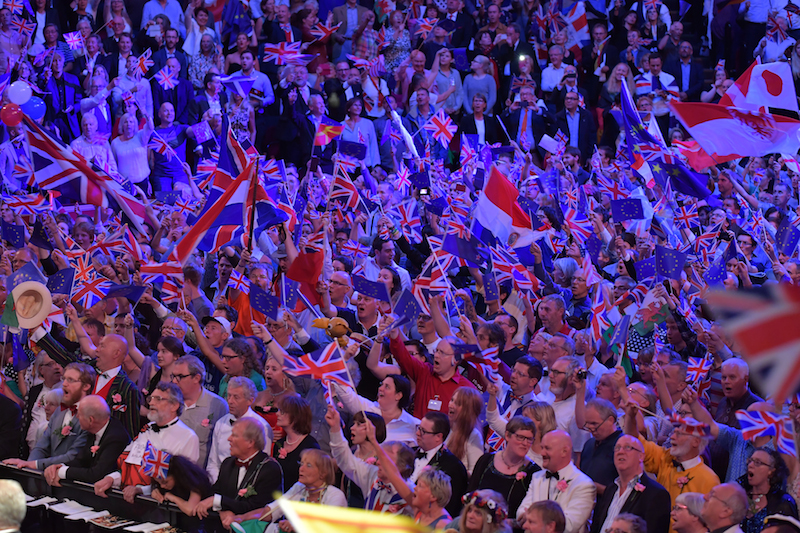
[238,488,247,497]
[201,418,210,428]
[278,448,287,459]
[112,394,122,404]
[676,476,690,490]
[516,471,527,481]
[91,445,100,455]
[364,457,378,465]
[634,483,645,492]
[556,480,569,492]
[61,425,72,436]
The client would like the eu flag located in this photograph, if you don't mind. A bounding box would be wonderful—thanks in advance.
[352,276,391,303]
[483,272,499,301]
[283,278,300,309]
[409,171,430,190]
[8,261,46,291]
[442,234,484,267]
[104,284,146,302]
[425,196,448,217]
[338,140,367,160]
[450,343,478,361]
[776,219,800,256]
[610,198,645,221]
[635,256,656,280]
[395,289,421,323]
[250,284,280,320]
[1,220,25,249]
[608,315,631,347]
[30,219,53,251]
[47,268,75,295]
[655,245,687,280]
[704,260,727,286]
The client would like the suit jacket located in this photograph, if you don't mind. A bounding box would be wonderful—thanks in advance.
[43,72,83,143]
[73,53,106,86]
[439,12,473,48]
[28,408,89,469]
[323,79,363,122]
[153,78,197,125]
[36,332,142,439]
[589,474,671,533]
[502,106,556,158]
[189,92,229,125]
[500,40,539,77]
[64,417,131,483]
[665,59,705,102]
[0,393,22,460]
[555,108,597,163]
[518,462,597,533]
[551,86,589,113]
[149,48,189,80]
[18,383,44,458]
[457,114,509,146]
[580,42,620,103]
[213,452,283,514]
[331,4,369,61]
[426,447,469,517]
[102,52,138,80]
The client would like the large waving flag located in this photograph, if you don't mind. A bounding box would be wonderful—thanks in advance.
[473,167,534,248]
[283,342,353,402]
[277,499,430,533]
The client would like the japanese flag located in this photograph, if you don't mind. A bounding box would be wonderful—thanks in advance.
[746,62,799,113]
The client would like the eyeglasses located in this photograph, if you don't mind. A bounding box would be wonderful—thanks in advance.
[672,504,689,512]
[221,354,241,362]
[329,280,346,286]
[170,373,191,381]
[549,369,566,377]
[747,458,774,468]
[267,323,283,331]
[708,493,730,508]
[509,432,534,444]
[416,426,438,436]
[150,395,169,403]
[434,348,455,357]
[614,444,644,453]
[584,418,609,431]
[63,377,81,384]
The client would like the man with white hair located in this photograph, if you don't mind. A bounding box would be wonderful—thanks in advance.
[207,376,272,483]
[714,358,763,428]
[701,483,748,533]
[0,479,25,533]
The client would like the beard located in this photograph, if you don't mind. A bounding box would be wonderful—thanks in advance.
[669,441,691,458]
[146,411,160,422]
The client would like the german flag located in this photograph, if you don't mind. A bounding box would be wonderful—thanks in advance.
[314,116,344,146]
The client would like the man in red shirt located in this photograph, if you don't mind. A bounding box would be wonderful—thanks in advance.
[388,328,475,417]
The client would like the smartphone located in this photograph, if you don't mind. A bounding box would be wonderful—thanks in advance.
[309,156,319,172]
[419,188,430,196]
[455,183,466,193]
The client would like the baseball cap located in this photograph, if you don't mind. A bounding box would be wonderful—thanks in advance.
[202,316,232,336]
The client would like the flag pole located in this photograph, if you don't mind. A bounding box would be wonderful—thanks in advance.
[248,157,259,252]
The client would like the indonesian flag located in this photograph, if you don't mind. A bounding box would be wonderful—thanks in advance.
[670,101,800,158]
[473,167,534,248]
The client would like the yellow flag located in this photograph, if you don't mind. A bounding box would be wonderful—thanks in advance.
[278,499,431,533]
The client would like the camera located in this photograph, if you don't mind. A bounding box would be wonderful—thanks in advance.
[576,369,588,380]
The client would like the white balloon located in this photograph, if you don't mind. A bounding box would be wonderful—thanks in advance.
[8,81,32,105]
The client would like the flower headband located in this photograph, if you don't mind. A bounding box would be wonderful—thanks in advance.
[461,491,508,524]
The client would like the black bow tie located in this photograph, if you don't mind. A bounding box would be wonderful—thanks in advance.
[672,460,684,471]
[545,471,560,480]
[151,420,177,433]
[415,449,428,459]
[236,457,253,469]
[230,418,236,426]
[542,370,549,377]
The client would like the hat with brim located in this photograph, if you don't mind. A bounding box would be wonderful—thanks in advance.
[12,281,53,330]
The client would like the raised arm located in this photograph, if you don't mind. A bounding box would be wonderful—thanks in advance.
[177,309,226,372]
[66,305,98,358]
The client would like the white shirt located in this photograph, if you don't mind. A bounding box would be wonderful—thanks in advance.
[206,408,273,482]
[334,383,419,446]
[551,395,591,452]
[212,449,260,511]
[27,384,57,450]
[600,475,642,533]
[58,420,110,479]
[94,366,121,395]
[361,257,412,292]
[475,118,486,146]
[541,64,566,93]
[410,443,442,483]
[517,462,597,533]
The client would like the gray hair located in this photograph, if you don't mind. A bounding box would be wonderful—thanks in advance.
[542,293,567,314]
[174,355,206,382]
[675,492,705,519]
[235,418,266,450]
[721,358,749,379]
[155,381,185,416]
[78,395,111,422]
[556,355,581,374]
[614,514,647,533]
[586,398,618,423]
[164,315,188,333]
[418,467,452,507]
[227,376,257,402]
[43,388,64,406]
[553,258,579,280]
[553,334,576,356]
[0,480,25,529]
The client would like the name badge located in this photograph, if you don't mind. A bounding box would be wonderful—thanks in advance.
[427,399,442,411]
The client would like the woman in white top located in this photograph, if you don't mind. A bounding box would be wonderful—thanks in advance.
[446,387,484,476]
[332,374,420,446]
[112,111,155,194]
[183,1,219,58]
[70,114,119,180]
[233,449,347,532]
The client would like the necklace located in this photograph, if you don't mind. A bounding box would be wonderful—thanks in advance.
[501,449,524,470]
[748,493,766,516]
[285,433,304,446]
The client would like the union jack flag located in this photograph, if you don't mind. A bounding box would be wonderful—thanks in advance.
[284,342,353,402]
[636,143,676,165]
[736,409,789,440]
[687,356,713,383]
[675,203,700,229]
[227,269,251,294]
[71,254,95,283]
[643,0,660,11]
[329,174,360,209]
[596,174,629,200]
[141,441,172,480]
[460,134,477,166]
[2,193,48,216]
[554,130,568,154]
[264,42,304,65]
[154,67,178,90]
[305,229,325,254]
[389,199,423,244]
[11,15,34,38]
[486,429,506,451]
[511,76,535,93]
[394,164,412,195]
[86,227,125,257]
[3,0,23,16]
[464,346,504,386]
[309,21,342,41]
[148,135,175,161]
[446,216,469,240]
[64,31,83,51]
[341,239,369,259]
[161,276,182,305]
[414,18,438,38]
[135,49,154,78]
[71,274,113,309]
[122,225,145,262]
[767,15,789,42]
[422,109,457,148]
[490,246,536,293]
[563,207,593,245]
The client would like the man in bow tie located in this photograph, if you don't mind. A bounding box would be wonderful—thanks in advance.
[42,395,132,485]
[4,363,94,470]
[93,382,199,501]
[195,418,283,530]
[517,430,597,533]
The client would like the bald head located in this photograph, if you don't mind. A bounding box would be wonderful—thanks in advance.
[541,430,573,472]
[702,483,748,529]
[77,395,111,433]
[95,334,129,371]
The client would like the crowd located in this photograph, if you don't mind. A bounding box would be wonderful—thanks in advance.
[2,0,800,533]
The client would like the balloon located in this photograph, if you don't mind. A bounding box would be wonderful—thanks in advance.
[0,103,22,127]
[20,97,45,121]
[7,81,32,105]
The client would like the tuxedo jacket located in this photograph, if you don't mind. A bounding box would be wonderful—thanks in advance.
[517,462,597,533]
[439,12,473,48]
[213,452,283,514]
[18,383,43,458]
[42,72,83,143]
[151,78,194,125]
[189,92,229,125]
[37,332,142,439]
[28,408,89,469]
[425,447,469,517]
[322,79,363,122]
[590,474,671,533]
[64,417,131,483]
[0,393,22,461]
